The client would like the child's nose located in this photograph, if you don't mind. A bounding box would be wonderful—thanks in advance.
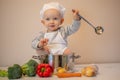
[50,19,54,23]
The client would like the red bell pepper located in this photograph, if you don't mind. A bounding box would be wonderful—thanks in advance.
[36,64,53,77]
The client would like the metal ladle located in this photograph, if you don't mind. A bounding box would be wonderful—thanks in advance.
[81,16,104,35]
[78,14,104,35]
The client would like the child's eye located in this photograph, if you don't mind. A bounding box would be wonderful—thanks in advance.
[46,18,50,21]
[54,17,58,20]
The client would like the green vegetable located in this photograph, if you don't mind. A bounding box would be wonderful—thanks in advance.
[22,59,38,77]
[8,64,22,79]
[0,69,8,77]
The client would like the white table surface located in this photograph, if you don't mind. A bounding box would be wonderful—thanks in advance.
[0,63,120,80]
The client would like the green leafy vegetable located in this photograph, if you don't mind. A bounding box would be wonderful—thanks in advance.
[0,69,8,77]
[22,59,38,77]
[8,64,22,79]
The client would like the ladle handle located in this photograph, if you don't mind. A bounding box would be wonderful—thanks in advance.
[78,14,96,29]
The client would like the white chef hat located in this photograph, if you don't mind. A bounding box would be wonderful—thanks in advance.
[40,2,66,19]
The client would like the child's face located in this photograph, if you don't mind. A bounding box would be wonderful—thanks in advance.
[41,9,64,32]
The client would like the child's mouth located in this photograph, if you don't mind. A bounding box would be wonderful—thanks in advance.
[50,25,55,27]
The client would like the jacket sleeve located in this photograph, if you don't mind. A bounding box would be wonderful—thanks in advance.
[31,32,44,49]
[63,20,81,36]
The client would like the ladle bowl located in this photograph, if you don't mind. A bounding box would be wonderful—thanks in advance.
[95,26,104,35]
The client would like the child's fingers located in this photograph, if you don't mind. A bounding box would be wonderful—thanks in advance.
[72,9,81,20]
[39,38,48,46]
[45,38,49,42]
[72,9,75,13]
[42,38,48,43]
[40,39,44,45]
[43,38,49,46]
[72,9,79,15]
[43,46,50,54]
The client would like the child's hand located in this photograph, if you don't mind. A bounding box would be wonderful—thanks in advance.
[72,9,81,21]
[40,38,48,47]
[38,38,50,53]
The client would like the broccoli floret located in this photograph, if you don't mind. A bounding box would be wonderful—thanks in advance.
[22,59,38,77]
[8,64,22,79]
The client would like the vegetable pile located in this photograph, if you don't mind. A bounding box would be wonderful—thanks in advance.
[0,59,55,79]
[0,59,39,79]
[0,59,99,79]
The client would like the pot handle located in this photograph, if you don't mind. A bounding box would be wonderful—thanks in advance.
[70,52,81,62]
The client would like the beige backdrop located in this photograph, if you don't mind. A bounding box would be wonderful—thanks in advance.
[0,0,120,66]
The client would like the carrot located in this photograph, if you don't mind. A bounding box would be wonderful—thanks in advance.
[56,73,82,78]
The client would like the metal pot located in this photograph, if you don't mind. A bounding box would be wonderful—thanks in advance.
[32,53,80,69]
